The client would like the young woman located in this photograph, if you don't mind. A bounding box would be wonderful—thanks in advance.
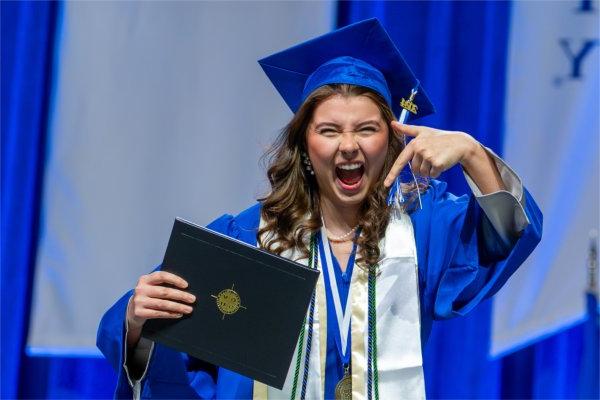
[98,19,542,399]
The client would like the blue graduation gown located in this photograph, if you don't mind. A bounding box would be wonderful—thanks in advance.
[97,179,542,398]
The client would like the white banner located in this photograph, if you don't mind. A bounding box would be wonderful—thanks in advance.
[28,1,334,352]
[492,0,599,356]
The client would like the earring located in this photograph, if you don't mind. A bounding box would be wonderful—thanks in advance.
[302,151,314,175]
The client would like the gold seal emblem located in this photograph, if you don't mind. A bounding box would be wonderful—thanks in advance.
[400,89,418,115]
[211,284,246,319]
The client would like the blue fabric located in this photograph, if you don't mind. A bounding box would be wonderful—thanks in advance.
[302,56,392,108]
[258,18,435,120]
[97,181,542,397]
[0,1,59,397]
[578,293,599,398]
[18,356,117,399]
[499,299,598,400]
[337,1,514,398]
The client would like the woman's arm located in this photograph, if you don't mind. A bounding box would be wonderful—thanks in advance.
[384,122,505,194]
[459,138,505,194]
[97,289,218,399]
[411,178,542,338]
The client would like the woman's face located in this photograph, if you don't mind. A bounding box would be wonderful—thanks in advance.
[306,94,389,208]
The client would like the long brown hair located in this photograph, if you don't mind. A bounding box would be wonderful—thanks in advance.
[258,84,410,268]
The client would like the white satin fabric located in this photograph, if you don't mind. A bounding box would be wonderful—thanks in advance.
[254,210,425,399]
[371,210,425,399]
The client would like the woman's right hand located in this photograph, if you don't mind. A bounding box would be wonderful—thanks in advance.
[126,271,196,347]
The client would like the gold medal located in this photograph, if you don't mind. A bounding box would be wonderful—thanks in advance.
[334,365,352,400]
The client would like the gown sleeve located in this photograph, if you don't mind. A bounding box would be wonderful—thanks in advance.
[96,212,252,399]
[410,153,543,330]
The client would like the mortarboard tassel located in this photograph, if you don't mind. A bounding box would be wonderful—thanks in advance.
[388,82,423,210]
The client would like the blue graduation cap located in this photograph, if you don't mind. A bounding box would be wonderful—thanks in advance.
[258,18,435,121]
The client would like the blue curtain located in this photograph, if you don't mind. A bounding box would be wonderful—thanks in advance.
[1,1,59,397]
[1,2,118,398]
[338,1,599,399]
[18,356,116,399]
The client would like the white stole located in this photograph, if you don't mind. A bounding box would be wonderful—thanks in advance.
[253,210,425,399]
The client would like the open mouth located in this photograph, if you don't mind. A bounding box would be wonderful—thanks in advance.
[336,163,365,190]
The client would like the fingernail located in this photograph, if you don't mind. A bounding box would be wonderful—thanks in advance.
[176,313,183,318]
[189,295,196,302]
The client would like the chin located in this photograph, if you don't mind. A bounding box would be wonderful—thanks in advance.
[335,193,367,206]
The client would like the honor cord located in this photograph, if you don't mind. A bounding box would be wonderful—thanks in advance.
[367,268,379,400]
[291,235,318,400]
[300,242,318,399]
[291,314,306,399]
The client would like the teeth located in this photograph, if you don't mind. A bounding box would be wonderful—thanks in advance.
[338,163,362,170]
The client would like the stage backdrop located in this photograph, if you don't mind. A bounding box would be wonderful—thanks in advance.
[492,0,599,356]
[27,1,335,352]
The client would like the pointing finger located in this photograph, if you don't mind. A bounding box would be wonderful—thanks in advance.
[391,122,420,137]
[384,146,414,187]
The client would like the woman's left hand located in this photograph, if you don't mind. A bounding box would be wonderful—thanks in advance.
[383,122,478,187]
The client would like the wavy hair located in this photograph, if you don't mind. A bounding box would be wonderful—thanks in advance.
[257,84,420,269]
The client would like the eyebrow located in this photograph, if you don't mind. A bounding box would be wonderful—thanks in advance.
[314,122,342,130]
[313,120,382,130]
[355,120,382,128]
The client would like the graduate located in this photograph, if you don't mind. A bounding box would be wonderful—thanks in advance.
[97,18,542,399]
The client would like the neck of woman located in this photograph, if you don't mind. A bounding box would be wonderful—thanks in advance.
[319,196,360,237]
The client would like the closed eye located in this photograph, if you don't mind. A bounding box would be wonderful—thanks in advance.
[357,126,379,135]
[356,120,382,133]
[318,128,340,136]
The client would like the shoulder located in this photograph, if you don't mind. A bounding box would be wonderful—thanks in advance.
[408,179,474,247]
[206,203,262,244]
[422,179,470,207]
[408,179,469,219]
[234,202,262,229]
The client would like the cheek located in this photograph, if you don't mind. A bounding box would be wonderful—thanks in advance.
[362,134,389,170]
[307,134,336,169]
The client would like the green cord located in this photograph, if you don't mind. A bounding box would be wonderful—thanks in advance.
[290,314,306,399]
[369,267,379,400]
[290,236,316,399]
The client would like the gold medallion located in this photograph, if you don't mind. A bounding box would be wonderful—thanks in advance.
[334,374,352,400]
[211,284,246,319]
